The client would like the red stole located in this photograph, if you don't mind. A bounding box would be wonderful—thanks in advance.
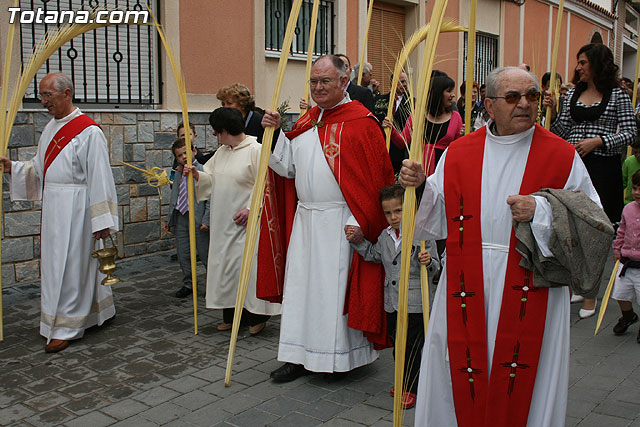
[43,114,99,181]
[443,125,574,427]
[256,101,394,347]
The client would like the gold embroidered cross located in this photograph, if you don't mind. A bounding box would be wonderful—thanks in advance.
[44,136,66,165]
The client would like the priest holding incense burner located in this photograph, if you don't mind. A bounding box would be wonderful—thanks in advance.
[0,73,118,353]
[401,67,606,426]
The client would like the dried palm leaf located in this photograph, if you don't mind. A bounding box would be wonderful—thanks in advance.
[300,0,321,118]
[148,7,200,334]
[394,0,451,423]
[225,0,304,387]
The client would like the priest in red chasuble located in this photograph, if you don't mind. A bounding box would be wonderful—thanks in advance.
[259,55,394,382]
[400,67,600,426]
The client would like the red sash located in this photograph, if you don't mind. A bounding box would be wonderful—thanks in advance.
[443,125,574,427]
[43,114,99,181]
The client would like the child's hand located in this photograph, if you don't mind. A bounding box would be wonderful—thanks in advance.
[418,250,431,266]
[614,253,621,262]
[344,225,364,243]
[182,165,199,181]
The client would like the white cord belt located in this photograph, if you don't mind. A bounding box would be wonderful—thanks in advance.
[482,242,509,253]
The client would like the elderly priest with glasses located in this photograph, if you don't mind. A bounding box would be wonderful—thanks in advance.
[0,72,118,353]
[400,66,608,426]
[259,55,394,382]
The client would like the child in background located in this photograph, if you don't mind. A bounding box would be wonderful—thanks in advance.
[345,184,440,408]
[612,169,640,341]
[622,142,640,205]
[164,139,210,298]
[170,123,212,183]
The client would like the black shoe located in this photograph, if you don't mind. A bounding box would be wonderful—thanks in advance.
[270,363,311,383]
[613,312,638,335]
[175,287,191,298]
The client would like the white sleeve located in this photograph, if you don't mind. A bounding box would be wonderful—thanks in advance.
[77,127,119,233]
[414,150,448,241]
[268,131,296,179]
[10,160,42,201]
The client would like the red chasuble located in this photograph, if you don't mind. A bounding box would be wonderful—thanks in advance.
[256,101,395,347]
[43,114,100,181]
[443,125,574,427]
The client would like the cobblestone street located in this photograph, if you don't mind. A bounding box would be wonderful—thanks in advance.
[0,252,639,426]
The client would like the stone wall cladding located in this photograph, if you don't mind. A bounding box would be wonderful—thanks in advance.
[2,110,219,286]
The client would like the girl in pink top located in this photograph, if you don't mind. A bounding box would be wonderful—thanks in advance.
[383,75,462,176]
[612,169,640,341]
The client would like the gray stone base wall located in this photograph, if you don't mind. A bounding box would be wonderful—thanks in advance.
[2,109,219,287]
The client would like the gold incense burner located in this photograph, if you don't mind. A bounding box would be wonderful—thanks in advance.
[92,235,120,286]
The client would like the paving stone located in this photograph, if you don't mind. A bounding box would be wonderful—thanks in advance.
[64,410,117,427]
[594,398,640,420]
[24,407,74,426]
[225,408,278,427]
[163,375,209,393]
[0,404,36,424]
[362,391,394,411]
[110,415,159,427]
[98,383,140,402]
[132,386,179,406]
[256,395,307,417]
[139,401,190,424]
[283,383,330,403]
[59,380,104,398]
[577,413,634,427]
[170,390,219,411]
[324,388,370,407]
[21,376,69,395]
[268,411,323,427]
[62,394,110,416]
[125,373,171,391]
[191,364,227,382]
[323,419,369,427]
[231,368,270,386]
[181,402,231,426]
[100,398,150,420]
[0,387,33,409]
[297,399,349,421]
[24,391,70,411]
[335,402,389,425]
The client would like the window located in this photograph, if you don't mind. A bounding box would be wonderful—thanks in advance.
[20,0,158,106]
[463,32,499,85]
[265,0,335,56]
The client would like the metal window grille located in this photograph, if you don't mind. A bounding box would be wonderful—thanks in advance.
[265,0,335,55]
[20,0,158,106]
[463,32,499,85]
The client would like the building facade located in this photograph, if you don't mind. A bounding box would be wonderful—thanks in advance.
[0,0,631,286]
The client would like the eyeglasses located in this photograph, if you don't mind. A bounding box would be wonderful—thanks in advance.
[309,78,337,88]
[37,91,59,100]
[488,89,540,104]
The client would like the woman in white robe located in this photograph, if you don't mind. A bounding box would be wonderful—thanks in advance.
[193,107,280,335]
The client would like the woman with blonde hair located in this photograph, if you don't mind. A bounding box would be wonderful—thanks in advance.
[216,83,264,143]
